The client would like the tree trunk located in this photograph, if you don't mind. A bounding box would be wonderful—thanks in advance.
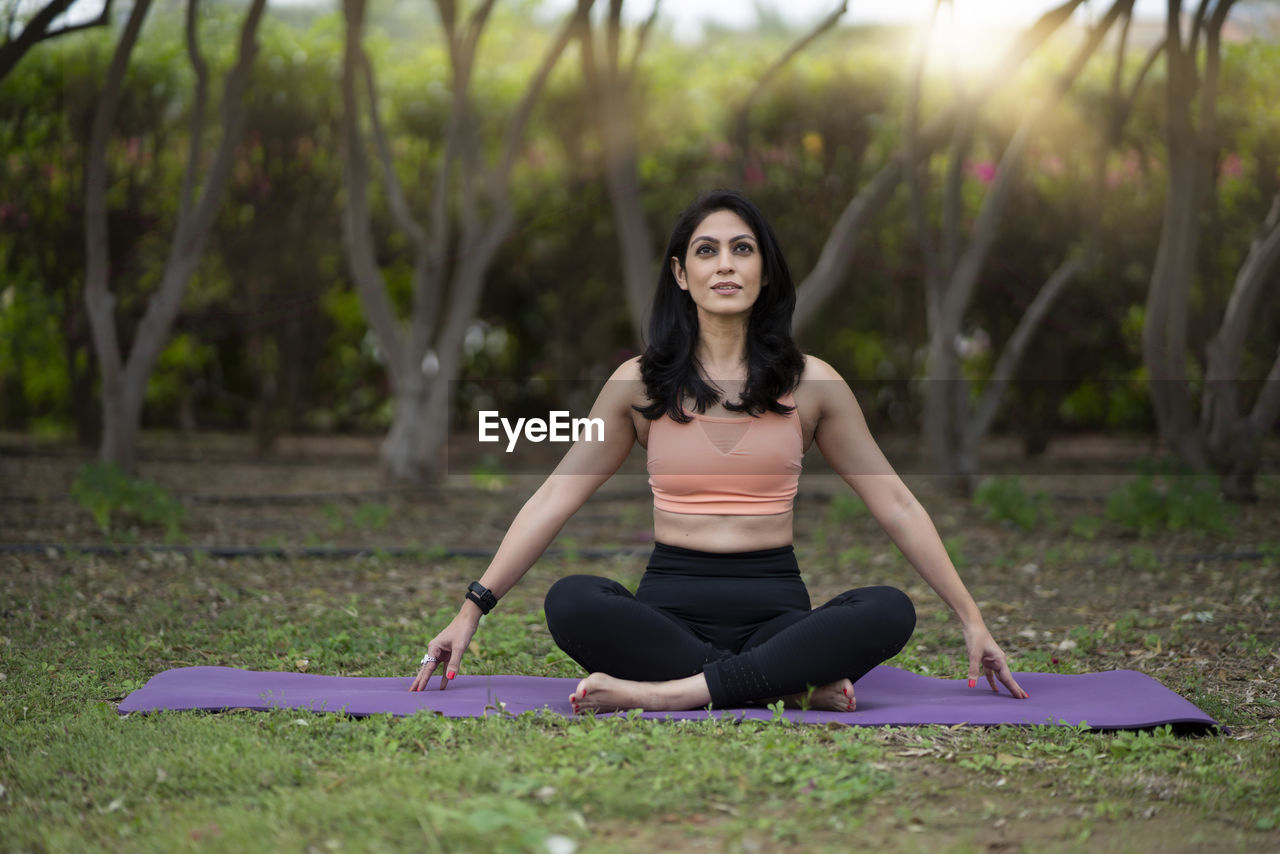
[341,0,589,484]
[83,0,267,474]
[1142,0,1240,474]
[380,377,432,482]
[84,0,152,473]
[1143,137,1209,468]
[913,1,1128,485]
[1201,189,1280,501]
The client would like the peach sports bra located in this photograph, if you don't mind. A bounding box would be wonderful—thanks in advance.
[646,392,803,515]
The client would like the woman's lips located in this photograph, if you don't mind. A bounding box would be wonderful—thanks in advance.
[712,283,741,293]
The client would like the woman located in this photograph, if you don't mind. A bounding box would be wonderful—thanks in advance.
[410,189,1028,713]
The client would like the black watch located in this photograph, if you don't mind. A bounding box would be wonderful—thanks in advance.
[466,581,498,615]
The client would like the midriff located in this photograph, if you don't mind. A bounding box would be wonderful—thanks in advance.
[652,506,794,553]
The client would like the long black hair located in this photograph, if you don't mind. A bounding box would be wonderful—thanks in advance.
[635,189,805,423]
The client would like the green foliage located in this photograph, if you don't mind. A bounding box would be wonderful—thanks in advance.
[1105,460,1236,538]
[972,477,1049,532]
[70,462,186,540]
[827,493,870,524]
[2,11,1278,460]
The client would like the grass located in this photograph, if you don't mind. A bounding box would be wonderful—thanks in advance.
[3,546,1279,853]
[3,453,1279,852]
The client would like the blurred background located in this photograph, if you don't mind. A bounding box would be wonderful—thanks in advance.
[2,0,1277,495]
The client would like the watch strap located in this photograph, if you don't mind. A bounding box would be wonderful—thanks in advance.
[466,581,498,615]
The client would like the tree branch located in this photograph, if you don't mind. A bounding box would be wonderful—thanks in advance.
[1198,0,1237,153]
[487,0,594,203]
[359,52,438,357]
[606,0,623,86]
[126,0,269,395]
[1116,37,1166,139]
[966,254,1086,446]
[944,0,1131,324]
[904,0,945,313]
[794,0,1088,334]
[0,0,112,83]
[732,1,847,182]
[177,0,208,241]
[1249,345,1280,437]
[84,0,153,393]
[339,0,406,384]
[1206,188,1280,420]
[627,0,662,81]
[361,56,430,265]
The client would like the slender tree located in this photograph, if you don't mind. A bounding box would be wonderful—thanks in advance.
[791,0,1092,333]
[576,0,662,343]
[339,0,594,482]
[1148,0,1280,499]
[84,0,269,473]
[905,0,1136,484]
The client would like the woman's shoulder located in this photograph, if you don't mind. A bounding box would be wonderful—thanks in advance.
[794,354,856,419]
[610,355,643,382]
[797,354,843,383]
[598,356,648,414]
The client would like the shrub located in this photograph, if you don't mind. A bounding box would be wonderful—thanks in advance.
[1104,459,1235,538]
[70,462,186,540]
[973,477,1049,531]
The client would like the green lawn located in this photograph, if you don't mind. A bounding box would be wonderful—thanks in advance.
[3,543,1278,853]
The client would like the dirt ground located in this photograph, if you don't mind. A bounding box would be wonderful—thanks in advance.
[4,430,1276,699]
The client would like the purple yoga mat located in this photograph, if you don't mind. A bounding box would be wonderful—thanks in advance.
[117,665,1219,731]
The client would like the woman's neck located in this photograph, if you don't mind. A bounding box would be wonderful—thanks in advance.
[695,313,749,379]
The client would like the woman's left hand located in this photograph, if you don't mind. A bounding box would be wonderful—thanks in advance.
[963,623,1029,699]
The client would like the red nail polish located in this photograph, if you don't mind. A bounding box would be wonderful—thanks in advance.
[447,671,456,680]
[842,688,849,696]
[968,679,977,688]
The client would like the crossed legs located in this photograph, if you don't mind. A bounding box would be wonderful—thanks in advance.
[544,574,916,713]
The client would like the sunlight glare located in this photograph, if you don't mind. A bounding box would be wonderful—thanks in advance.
[920,4,1024,79]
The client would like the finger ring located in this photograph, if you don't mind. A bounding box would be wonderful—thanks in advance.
[421,653,439,666]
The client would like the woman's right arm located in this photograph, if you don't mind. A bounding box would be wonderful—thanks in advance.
[410,359,642,691]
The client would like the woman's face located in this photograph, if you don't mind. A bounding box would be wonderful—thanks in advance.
[671,209,765,320]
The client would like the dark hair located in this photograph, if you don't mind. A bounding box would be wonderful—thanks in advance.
[635,189,805,422]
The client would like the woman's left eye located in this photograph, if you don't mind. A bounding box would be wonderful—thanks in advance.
[734,243,754,253]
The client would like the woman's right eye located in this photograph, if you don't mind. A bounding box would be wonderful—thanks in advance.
[695,245,714,255]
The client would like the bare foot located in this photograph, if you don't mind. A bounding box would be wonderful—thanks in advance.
[569,672,711,714]
[780,678,855,712]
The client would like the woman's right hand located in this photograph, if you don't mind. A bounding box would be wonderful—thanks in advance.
[409,611,480,692]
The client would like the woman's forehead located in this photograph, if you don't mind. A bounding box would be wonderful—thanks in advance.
[691,209,756,241]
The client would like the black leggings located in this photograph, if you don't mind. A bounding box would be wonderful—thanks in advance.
[544,542,916,708]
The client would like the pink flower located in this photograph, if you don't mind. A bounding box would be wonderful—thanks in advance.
[710,140,733,161]
[744,160,765,186]
[970,161,997,184]
[1220,152,1244,179]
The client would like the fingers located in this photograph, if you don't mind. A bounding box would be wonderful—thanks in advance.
[980,652,1030,700]
[965,640,1029,699]
[995,660,1029,699]
[410,651,441,692]
[439,647,464,691]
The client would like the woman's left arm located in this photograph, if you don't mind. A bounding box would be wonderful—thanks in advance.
[805,358,1028,699]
